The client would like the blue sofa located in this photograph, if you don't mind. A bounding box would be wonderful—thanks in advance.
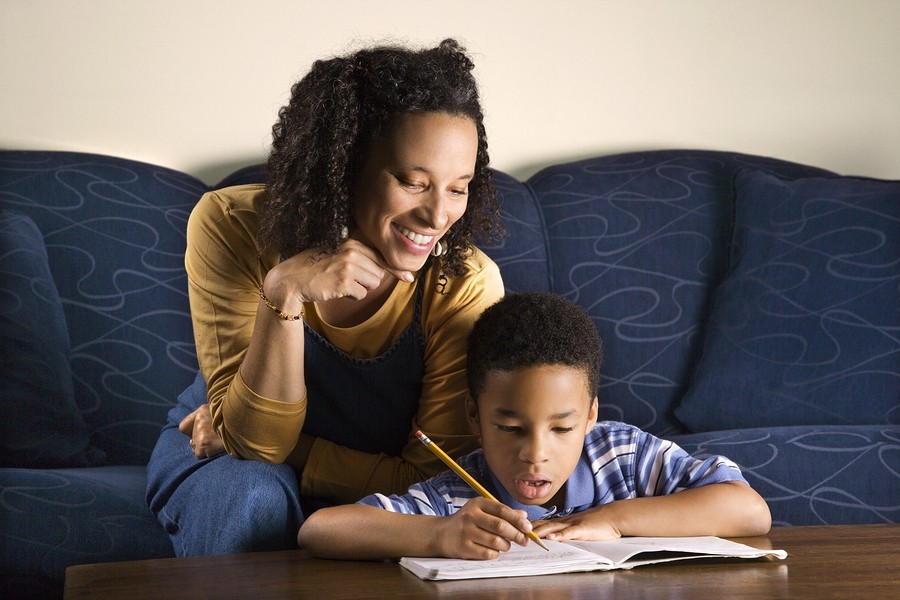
[2,149,898,598]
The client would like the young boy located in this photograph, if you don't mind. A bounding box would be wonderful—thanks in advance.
[298,292,771,560]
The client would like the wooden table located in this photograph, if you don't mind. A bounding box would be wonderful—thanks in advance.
[65,524,899,599]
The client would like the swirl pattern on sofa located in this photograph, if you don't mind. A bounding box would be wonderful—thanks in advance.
[2,149,896,598]
[482,150,835,435]
[0,151,204,465]
[673,425,900,525]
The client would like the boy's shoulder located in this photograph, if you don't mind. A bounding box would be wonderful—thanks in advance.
[590,420,646,438]
[419,448,487,490]
[452,448,488,475]
[584,421,659,453]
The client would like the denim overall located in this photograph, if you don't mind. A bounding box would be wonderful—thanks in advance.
[146,278,426,556]
[302,277,425,456]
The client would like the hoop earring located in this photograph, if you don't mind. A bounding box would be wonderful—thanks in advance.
[431,239,447,257]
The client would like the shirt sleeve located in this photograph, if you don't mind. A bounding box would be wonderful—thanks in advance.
[357,486,445,516]
[186,187,305,461]
[631,427,748,496]
[356,454,485,516]
[301,254,504,503]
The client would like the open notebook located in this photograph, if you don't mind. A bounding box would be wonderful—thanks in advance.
[400,536,787,580]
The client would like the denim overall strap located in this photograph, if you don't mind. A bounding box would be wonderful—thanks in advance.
[301,277,427,457]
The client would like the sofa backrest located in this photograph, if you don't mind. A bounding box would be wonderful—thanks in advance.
[482,150,835,435]
[0,149,840,464]
[1,151,206,464]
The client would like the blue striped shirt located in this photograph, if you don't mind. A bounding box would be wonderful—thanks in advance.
[358,421,747,521]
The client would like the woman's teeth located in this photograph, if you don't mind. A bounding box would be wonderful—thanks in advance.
[397,225,434,246]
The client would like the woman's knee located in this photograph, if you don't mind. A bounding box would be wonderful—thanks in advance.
[207,462,303,552]
[159,457,303,555]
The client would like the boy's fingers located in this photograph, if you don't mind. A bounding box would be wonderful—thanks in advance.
[480,502,532,542]
[532,520,569,538]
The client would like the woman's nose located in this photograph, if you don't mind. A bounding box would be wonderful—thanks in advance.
[418,191,449,230]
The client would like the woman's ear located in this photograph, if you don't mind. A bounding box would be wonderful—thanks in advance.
[465,394,480,433]
[585,396,599,434]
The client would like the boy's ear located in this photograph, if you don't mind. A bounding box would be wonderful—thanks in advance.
[585,395,599,434]
[465,393,480,432]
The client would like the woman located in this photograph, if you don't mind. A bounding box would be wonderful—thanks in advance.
[146,38,505,555]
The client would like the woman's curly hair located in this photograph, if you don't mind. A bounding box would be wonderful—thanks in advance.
[262,38,503,277]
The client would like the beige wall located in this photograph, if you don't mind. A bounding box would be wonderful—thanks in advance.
[2,0,898,185]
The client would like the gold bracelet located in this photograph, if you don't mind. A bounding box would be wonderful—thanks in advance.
[258,286,304,321]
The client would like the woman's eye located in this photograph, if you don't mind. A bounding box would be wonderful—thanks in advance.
[449,188,469,197]
[496,425,520,433]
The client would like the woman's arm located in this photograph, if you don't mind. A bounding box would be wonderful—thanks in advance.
[185,188,411,462]
[185,187,303,461]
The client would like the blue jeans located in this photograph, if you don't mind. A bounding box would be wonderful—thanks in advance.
[146,372,304,556]
[146,276,425,556]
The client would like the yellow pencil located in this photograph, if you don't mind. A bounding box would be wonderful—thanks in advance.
[415,430,550,551]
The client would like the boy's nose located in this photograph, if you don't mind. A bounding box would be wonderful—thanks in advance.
[520,435,549,464]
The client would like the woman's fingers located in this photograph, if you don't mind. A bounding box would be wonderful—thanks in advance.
[270,237,416,305]
[178,411,196,436]
[178,405,225,459]
[339,241,414,287]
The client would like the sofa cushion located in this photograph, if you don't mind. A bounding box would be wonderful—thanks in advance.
[0,466,174,591]
[482,170,552,293]
[676,170,900,431]
[0,151,209,465]
[522,151,835,435]
[671,425,900,525]
[0,211,104,468]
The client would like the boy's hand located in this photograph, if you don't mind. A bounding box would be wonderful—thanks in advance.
[435,498,533,560]
[532,506,622,542]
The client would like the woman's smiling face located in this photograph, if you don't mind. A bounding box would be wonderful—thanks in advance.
[351,111,478,274]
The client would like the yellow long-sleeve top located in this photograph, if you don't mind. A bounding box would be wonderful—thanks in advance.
[185,184,504,504]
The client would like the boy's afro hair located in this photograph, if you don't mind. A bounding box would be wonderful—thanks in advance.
[467,292,603,399]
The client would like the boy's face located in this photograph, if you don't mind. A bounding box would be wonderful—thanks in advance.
[467,364,598,508]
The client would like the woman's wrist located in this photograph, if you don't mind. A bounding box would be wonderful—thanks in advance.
[259,286,304,321]
[262,264,306,314]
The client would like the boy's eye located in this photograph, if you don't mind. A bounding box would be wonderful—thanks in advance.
[496,424,521,433]
[553,427,576,433]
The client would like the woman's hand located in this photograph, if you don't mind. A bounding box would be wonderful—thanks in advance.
[433,498,534,560]
[268,239,414,307]
[179,404,226,459]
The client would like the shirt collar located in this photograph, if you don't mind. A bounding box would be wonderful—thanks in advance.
[483,447,595,521]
